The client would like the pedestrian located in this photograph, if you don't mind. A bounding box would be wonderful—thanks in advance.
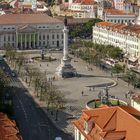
[125,93,127,98]
[53,76,55,81]
[69,106,72,111]
[40,64,41,67]
[128,81,130,86]
[89,87,91,91]
[81,91,84,96]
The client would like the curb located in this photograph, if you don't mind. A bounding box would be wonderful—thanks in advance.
[18,77,68,134]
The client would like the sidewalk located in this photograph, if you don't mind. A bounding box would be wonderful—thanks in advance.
[18,77,75,135]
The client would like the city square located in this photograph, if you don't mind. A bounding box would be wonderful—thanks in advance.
[22,50,136,133]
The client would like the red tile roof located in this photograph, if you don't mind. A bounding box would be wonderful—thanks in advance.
[105,8,135,15]
[0,112,22,140]
[73,0,96,5]
[0,14,63,25]
[73,106,140,140]
[96,21,140,36]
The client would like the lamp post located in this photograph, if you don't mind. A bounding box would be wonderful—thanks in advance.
[41,46,45,60]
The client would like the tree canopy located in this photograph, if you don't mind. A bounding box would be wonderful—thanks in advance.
[69,18,103,38]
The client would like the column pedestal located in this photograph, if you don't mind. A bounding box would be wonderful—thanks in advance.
[56,57,77,78]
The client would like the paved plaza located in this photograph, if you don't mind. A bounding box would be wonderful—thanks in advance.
[25,51,139,134]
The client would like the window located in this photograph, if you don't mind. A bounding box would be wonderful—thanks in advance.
[12,35,14,41]
[57,34,59,39]
[43,35,45,40]
[52,34,55,39]
[52,41,54,45]
[61,34,63,39]
[47,35,49,39]
[39,35,41,40]
[8,35,10,41]
[4,36,6,41]
[78,131,81,140]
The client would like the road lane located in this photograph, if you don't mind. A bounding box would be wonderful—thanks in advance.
[0,59,72,140]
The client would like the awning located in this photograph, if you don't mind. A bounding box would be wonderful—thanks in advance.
[129,57,138,62]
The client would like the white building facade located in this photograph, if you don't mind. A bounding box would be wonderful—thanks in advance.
[131,96,140,112]
[93,22,140,59]
[0,14,64,49]
[113,0,124,11]
[68,0,97,18]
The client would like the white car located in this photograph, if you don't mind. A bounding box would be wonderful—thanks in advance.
[0,56,3,61]
[55,137,62,140]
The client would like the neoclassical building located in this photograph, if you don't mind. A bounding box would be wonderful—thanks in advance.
[93,22,140,60]
[0,14,64,49]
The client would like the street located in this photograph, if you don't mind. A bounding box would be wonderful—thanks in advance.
[0,59,72,140]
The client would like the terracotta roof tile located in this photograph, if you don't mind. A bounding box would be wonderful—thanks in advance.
[73,106,140,140]
[0,14,63,25]
[105,8,135,15]
[0,112,22,140]
[73,0,96,5]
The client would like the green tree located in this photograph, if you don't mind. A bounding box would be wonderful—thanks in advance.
[112,64,124,74]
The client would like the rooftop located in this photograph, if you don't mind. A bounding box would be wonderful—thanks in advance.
[0,14,63,25]
[105,8,135,16]
[73,0,96,5]
[96,21,140,35]
[0,112,22,140]
[73,106,140,140]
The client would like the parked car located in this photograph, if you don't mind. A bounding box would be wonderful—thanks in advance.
[0,56,3,61]
[11,70,17,77]
[55,137,62,140]
[11,72,16,77]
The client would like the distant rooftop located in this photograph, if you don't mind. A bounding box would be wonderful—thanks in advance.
[0,14,63,25]
[0,112,22,140]
[105,8,136,15]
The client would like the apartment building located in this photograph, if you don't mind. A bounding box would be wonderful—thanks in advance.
[93,22,140,61]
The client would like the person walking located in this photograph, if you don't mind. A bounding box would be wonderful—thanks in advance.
[81,91,84,96]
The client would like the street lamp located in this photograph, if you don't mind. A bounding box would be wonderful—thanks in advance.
[41,48,45,60]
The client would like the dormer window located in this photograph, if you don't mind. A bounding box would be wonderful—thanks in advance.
[84,120,94,134]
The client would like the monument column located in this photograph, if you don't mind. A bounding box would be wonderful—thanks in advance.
[24,33,28,49]
[21,34,23,49]
[63,26,68,60]
[16,29,18,49]
[55,16,77,78]
[33,33,35,48]
[37,32,39,48]
[29,34,31,48]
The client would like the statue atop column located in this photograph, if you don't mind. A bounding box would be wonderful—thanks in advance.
[64,16,68,26]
